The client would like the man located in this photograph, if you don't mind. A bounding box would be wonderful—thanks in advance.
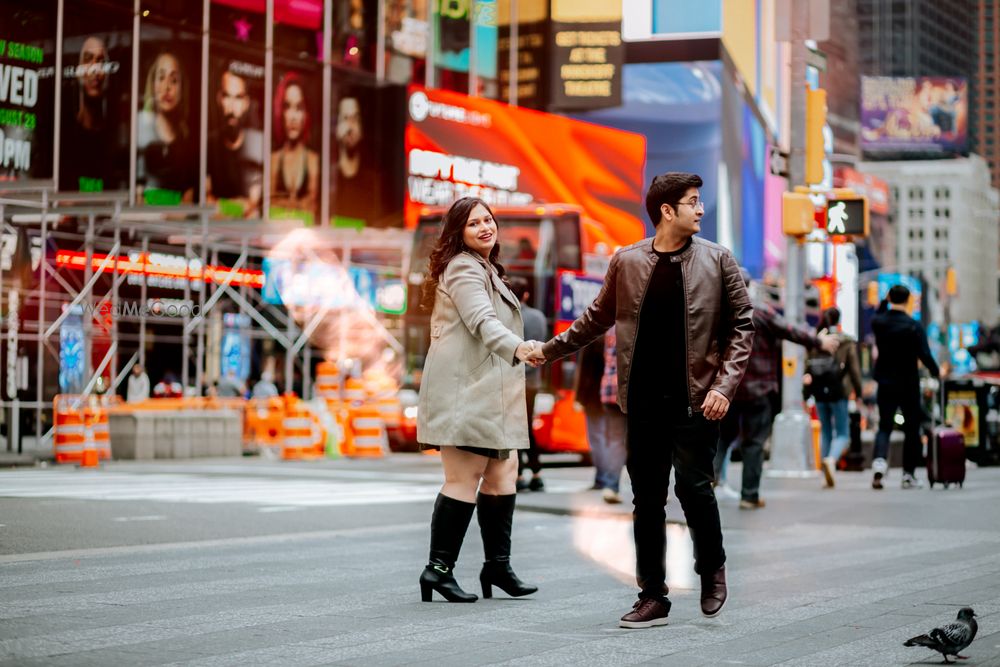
[871,284,939,489]
[510,277,547,492]
[714,269,838,508]
[126,363,150,403]
[206,63,263,218]
[528,172,755,629]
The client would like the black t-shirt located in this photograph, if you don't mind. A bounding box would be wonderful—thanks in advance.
[629,240,690,414]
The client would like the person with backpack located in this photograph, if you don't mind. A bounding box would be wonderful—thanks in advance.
[804,307,863,488]
[714,268,839,509]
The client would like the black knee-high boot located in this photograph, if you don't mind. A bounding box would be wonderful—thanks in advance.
[477,493,538,598]
[419,493,478,602]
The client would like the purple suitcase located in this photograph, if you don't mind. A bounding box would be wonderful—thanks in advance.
[928,426,965,488]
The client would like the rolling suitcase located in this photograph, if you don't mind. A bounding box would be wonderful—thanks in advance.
[928,384,966,489]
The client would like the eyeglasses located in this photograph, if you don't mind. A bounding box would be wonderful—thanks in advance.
[676,199,705,210]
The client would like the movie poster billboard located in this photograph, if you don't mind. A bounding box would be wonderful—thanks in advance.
[0,0,56,182]
[384,0,428,83]
[60,0,133,192]
[405,86,645,246]
[330,70,406,227]
[269,65,321,226]
[206,47,265,219]
[136,20,202,205]
[861,76,968,157]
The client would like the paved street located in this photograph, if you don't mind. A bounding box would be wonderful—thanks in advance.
[1,456,1000,666]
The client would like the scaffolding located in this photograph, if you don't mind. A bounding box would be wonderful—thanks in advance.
[0,182,413,455]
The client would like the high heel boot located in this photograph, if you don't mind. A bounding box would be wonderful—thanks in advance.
[419,493,478,602]
[477,493,538,599]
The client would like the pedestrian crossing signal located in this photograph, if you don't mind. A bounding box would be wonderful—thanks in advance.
[824,196,868,237]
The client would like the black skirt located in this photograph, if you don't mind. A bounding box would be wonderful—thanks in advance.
[419,444,512,460]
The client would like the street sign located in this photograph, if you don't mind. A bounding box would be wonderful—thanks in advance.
[825,197,869,236]
[769,145,790,178]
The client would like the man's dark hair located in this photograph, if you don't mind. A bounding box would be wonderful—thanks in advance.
[509,276,530,302]
[888,284,910,305]
[645,172,703,226]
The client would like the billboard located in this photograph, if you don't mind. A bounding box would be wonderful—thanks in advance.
[404,86,646,246]
[0,0,56,182]
[269,65,321,225]
[861,76,968,157]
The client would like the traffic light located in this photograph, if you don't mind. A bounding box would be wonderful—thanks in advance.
[782,192,815,236]
[805,87,827,186]
[824,194,869,236]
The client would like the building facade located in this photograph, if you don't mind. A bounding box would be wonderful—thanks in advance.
[860,155,999,323]
[974,0,1000,189]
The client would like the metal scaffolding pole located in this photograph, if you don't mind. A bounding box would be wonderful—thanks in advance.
[195,213,209,394]
[34,190,49,449]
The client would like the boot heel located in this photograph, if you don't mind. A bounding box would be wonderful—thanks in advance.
[480,577,493,599]
[421,582,432,602]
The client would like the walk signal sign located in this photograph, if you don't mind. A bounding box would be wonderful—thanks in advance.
[825,196,868,236]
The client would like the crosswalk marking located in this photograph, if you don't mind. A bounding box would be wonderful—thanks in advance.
[0,470,589,507]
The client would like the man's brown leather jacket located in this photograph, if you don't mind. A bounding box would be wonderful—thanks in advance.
[542,236,755,414]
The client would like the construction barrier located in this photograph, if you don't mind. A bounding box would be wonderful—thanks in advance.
[53,394,117,464]
[86,407,112,461]
[314,361,342,401]
[281,399,325,460]
[346,404,389,458]
[244,397,285,454]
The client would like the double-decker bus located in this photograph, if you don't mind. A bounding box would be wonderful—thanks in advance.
[400,203,637,457]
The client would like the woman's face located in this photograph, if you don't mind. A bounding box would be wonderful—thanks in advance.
[153,54,181,114]
[462,203,497,258]
[283,84,306,142]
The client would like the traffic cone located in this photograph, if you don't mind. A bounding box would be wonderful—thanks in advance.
[79,414,100,469]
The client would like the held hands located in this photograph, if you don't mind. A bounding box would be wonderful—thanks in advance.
[516,340,546,367]
[701,389,730,420]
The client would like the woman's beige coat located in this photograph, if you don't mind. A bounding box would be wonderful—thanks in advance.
[417,251,530,451]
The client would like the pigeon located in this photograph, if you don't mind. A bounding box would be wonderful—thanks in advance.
[904,607,978,664]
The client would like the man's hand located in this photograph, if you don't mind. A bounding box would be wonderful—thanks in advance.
[701,389,730,420]
[818,334,840,354]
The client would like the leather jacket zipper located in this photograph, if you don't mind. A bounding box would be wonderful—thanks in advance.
[680,258,693,417]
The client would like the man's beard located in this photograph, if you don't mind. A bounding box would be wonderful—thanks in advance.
[223,115,243,143]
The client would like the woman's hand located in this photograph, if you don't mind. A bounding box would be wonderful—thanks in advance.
[516,340,544,367]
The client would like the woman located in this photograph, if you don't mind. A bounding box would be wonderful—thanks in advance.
[270,72,319,223]
[136,52,197,201]
[805,307,863,488]
[417,197,540,603]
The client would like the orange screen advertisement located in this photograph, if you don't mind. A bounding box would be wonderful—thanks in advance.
[405,86,646,247]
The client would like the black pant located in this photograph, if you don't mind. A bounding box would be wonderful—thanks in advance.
[875,381,923,475]
[715,394,773,503]
[518,388,541,475]
[627,405,726,601]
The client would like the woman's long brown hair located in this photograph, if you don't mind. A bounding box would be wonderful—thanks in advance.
[419,197,508,313]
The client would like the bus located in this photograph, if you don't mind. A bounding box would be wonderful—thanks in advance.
[400,203,638,457]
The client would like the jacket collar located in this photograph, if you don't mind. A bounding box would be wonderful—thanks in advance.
[463,250,520,310]
[644,235,696,261]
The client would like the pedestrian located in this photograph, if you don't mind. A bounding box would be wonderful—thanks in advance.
[596,327,628,504]
[252,371,279,399]
[713,268,839,509]
[126,363,150,403]
[153,371,183,398]
[510,276,547,493]
[871,284,940,489]
[574,337,610,489]
[416,196,541,603]
[527,172,755,628]
[803,306,863,488]
[216,369,246,398]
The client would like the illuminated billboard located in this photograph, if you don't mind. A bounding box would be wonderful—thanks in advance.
[861,76,968,157]
[405,86,645,246]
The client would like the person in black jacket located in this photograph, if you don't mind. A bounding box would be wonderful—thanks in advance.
[871,284,940,490]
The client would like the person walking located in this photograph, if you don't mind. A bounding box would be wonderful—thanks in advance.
[804,307,863,488]
[596,327,628,504]
[417,197,541,603]
[871,284,940,489]
[714,269,839,509]
[511,277,547,493]
[574,338,610,490]
[528,172,755,628]
[126,363,150,403]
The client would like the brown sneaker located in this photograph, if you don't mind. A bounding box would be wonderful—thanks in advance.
[700,565,728,617]
[619,597,671,629]
[739,498,766,510]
